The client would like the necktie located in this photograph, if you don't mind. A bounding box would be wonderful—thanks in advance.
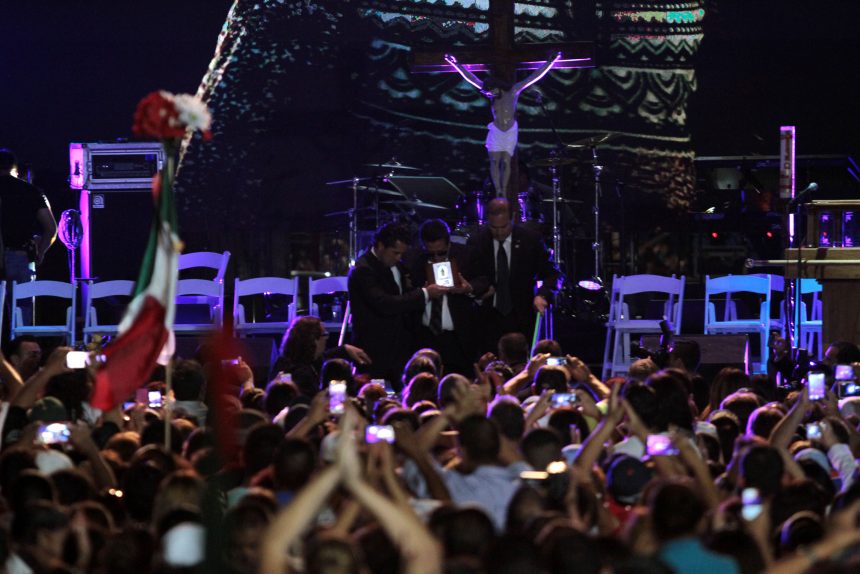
[496,240,512,315]
[430,297,443,335]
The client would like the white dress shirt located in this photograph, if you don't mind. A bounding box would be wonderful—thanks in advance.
[422,292,454,331]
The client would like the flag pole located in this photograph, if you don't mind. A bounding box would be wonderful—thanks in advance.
[338,302,351,347]
[531,312,542,355]
[164,361,172,450]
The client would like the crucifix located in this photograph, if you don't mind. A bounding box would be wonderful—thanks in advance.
[411,0,594,200]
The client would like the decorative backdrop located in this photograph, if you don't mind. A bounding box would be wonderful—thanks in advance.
[175,0,705,273]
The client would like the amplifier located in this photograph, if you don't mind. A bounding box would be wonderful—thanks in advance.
[69,142,164,190]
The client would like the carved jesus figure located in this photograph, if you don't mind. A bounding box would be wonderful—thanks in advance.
[445,52,562,197]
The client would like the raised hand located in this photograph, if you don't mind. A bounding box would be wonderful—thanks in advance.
[335,406,362,483]
[426,283,449,299]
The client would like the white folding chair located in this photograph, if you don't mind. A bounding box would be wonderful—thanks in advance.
[82,280,135,342]
[604,274,685,378]
[704,274,771,372]
[308,276,349,333]
[749,273,785,336]
[178,251,230,281]
[10,280,77,344]
[176,251,230,306]
[798,278,823,359]
[601,275,625,380]
[233,277,299,337]
[174,278,225,334]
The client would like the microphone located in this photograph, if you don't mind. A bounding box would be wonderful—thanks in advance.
[787,182,819,210]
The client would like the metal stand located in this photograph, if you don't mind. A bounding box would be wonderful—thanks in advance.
[589,145,604,284]
[349,177,359,265]
[549,157,563,271]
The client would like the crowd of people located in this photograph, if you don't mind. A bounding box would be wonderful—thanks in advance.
[1,185,860,573]
[2,317,860,573]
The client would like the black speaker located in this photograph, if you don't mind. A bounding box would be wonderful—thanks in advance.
[80,189,153,281]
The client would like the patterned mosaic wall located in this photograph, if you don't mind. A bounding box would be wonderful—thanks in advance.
[175,0,705,270]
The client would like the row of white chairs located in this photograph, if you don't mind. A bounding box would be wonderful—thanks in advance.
[1,251,350,345]
[601,274,823,379]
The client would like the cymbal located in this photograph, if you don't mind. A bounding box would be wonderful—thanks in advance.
[325,176,375,186]
[528,156,577,168]
[569,133,617,147]
[365,162,420,171]
[323,207,376,218]
[383,200,447,210]
[325,182,403,197]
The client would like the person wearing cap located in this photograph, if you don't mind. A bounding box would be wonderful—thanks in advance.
[604,454,653,530]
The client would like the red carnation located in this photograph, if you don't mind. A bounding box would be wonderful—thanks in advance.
[132,91,186,140]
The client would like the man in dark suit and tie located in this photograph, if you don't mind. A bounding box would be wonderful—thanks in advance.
[467,198,559,353]
[348,222,448,388]
[407,219,478,376]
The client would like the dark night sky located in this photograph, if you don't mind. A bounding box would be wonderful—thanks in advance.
[3,1,859,212]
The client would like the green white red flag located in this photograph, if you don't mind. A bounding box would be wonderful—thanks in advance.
[90,90,209,412]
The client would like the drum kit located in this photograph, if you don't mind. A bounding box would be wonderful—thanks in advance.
[324,160,448,263]
[324,134,616,283]
[527,133,616,286]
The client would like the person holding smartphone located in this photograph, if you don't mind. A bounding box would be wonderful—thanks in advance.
[407,219,477,376]
[348,222,448,388]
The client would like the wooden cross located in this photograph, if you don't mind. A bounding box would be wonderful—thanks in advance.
[410,0,594,202]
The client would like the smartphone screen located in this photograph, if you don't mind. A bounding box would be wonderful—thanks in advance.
[37,422,71,445]
[646,434,679,457]
[432,261,454,287]
[808,372,826,401]
[805,422,823,440]
[546,357,567,367]
[148,390,163,408]
[366,425,395,444]
[840,380,860,399]
[551,393,577,408]
[835,364,855,381]
[741,487,762,521]
[65,351,88,369]
[329,380,347,415]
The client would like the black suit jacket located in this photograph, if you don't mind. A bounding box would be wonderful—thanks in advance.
[406,242,478,349]
[348,249,426,382]
[466,225,558,332]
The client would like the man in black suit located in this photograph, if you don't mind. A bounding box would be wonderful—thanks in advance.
[407,219,478,376]
[467,198,558,352]
[348,222,447,388]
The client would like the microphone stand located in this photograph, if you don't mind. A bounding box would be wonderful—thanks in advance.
[792,200,806,353]
[784,183,818,356]
[784,195,809,365]
[535,91,569,324]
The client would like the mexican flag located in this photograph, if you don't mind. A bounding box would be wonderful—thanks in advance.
[90,156,179,412]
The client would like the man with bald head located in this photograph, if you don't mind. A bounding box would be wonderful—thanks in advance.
[466,198,558,352]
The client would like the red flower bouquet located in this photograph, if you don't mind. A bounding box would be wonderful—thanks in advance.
[132,90,212,141]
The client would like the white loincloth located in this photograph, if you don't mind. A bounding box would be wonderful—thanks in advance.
[485,121,518,156]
